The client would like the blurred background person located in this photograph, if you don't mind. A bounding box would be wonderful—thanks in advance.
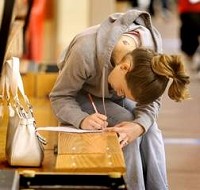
[177,0,200,77]
[147,0,171,19]
[128,0,171,20]
[128,0,150,11]
[23,0,47,63]
[129,0,139,8]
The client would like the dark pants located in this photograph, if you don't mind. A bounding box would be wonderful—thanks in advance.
[129,0,139,7]
[180,13,200,57]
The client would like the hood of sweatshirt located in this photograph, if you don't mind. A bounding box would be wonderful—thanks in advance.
[96,9,162,71]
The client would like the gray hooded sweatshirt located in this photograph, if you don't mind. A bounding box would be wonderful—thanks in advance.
[49,9,163,132]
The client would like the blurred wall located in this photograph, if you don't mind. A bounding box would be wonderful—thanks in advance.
[55,0,90,58]
[44,0,115,62]
[89,0,115,25]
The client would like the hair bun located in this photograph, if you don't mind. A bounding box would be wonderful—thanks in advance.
[151,54,190,102]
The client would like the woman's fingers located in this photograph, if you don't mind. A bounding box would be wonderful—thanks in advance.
[105,124,130,148]
[95,113,107,121]
[91,113,108,129]
[117,132,128,147]
[81,113,108,130]
[88,120,102,129]
[119,137,129,148]
[93,114,107,126]
[105,125,123,133]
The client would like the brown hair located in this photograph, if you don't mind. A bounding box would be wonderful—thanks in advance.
[126,48,190,104]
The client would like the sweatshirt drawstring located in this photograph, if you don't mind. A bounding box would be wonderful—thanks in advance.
[102,66,107,116]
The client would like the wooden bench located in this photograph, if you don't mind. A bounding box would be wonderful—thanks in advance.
[56,131,126,174]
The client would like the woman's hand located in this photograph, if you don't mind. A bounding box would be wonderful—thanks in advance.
[80,113,108,130]
[106,122,145,148]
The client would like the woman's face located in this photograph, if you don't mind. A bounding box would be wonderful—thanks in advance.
[108,56,135,101]
[109,34,137,100]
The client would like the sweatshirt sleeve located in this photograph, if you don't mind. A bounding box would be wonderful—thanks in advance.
[133,97,161,132]
[49,43,95,128]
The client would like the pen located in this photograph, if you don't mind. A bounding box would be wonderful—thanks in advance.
[88,93,107,129]
[88,93,98,113]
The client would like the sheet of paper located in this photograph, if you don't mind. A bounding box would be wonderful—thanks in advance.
[36,126,103,133]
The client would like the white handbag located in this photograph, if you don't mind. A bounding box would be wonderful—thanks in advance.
[0,57,46,167]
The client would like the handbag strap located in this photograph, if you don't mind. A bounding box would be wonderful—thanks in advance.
[0,61,11,101]
[0,62,10,117]
[6,57,30,105]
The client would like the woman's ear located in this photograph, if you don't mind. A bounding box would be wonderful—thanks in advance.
[120,55,133,72]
